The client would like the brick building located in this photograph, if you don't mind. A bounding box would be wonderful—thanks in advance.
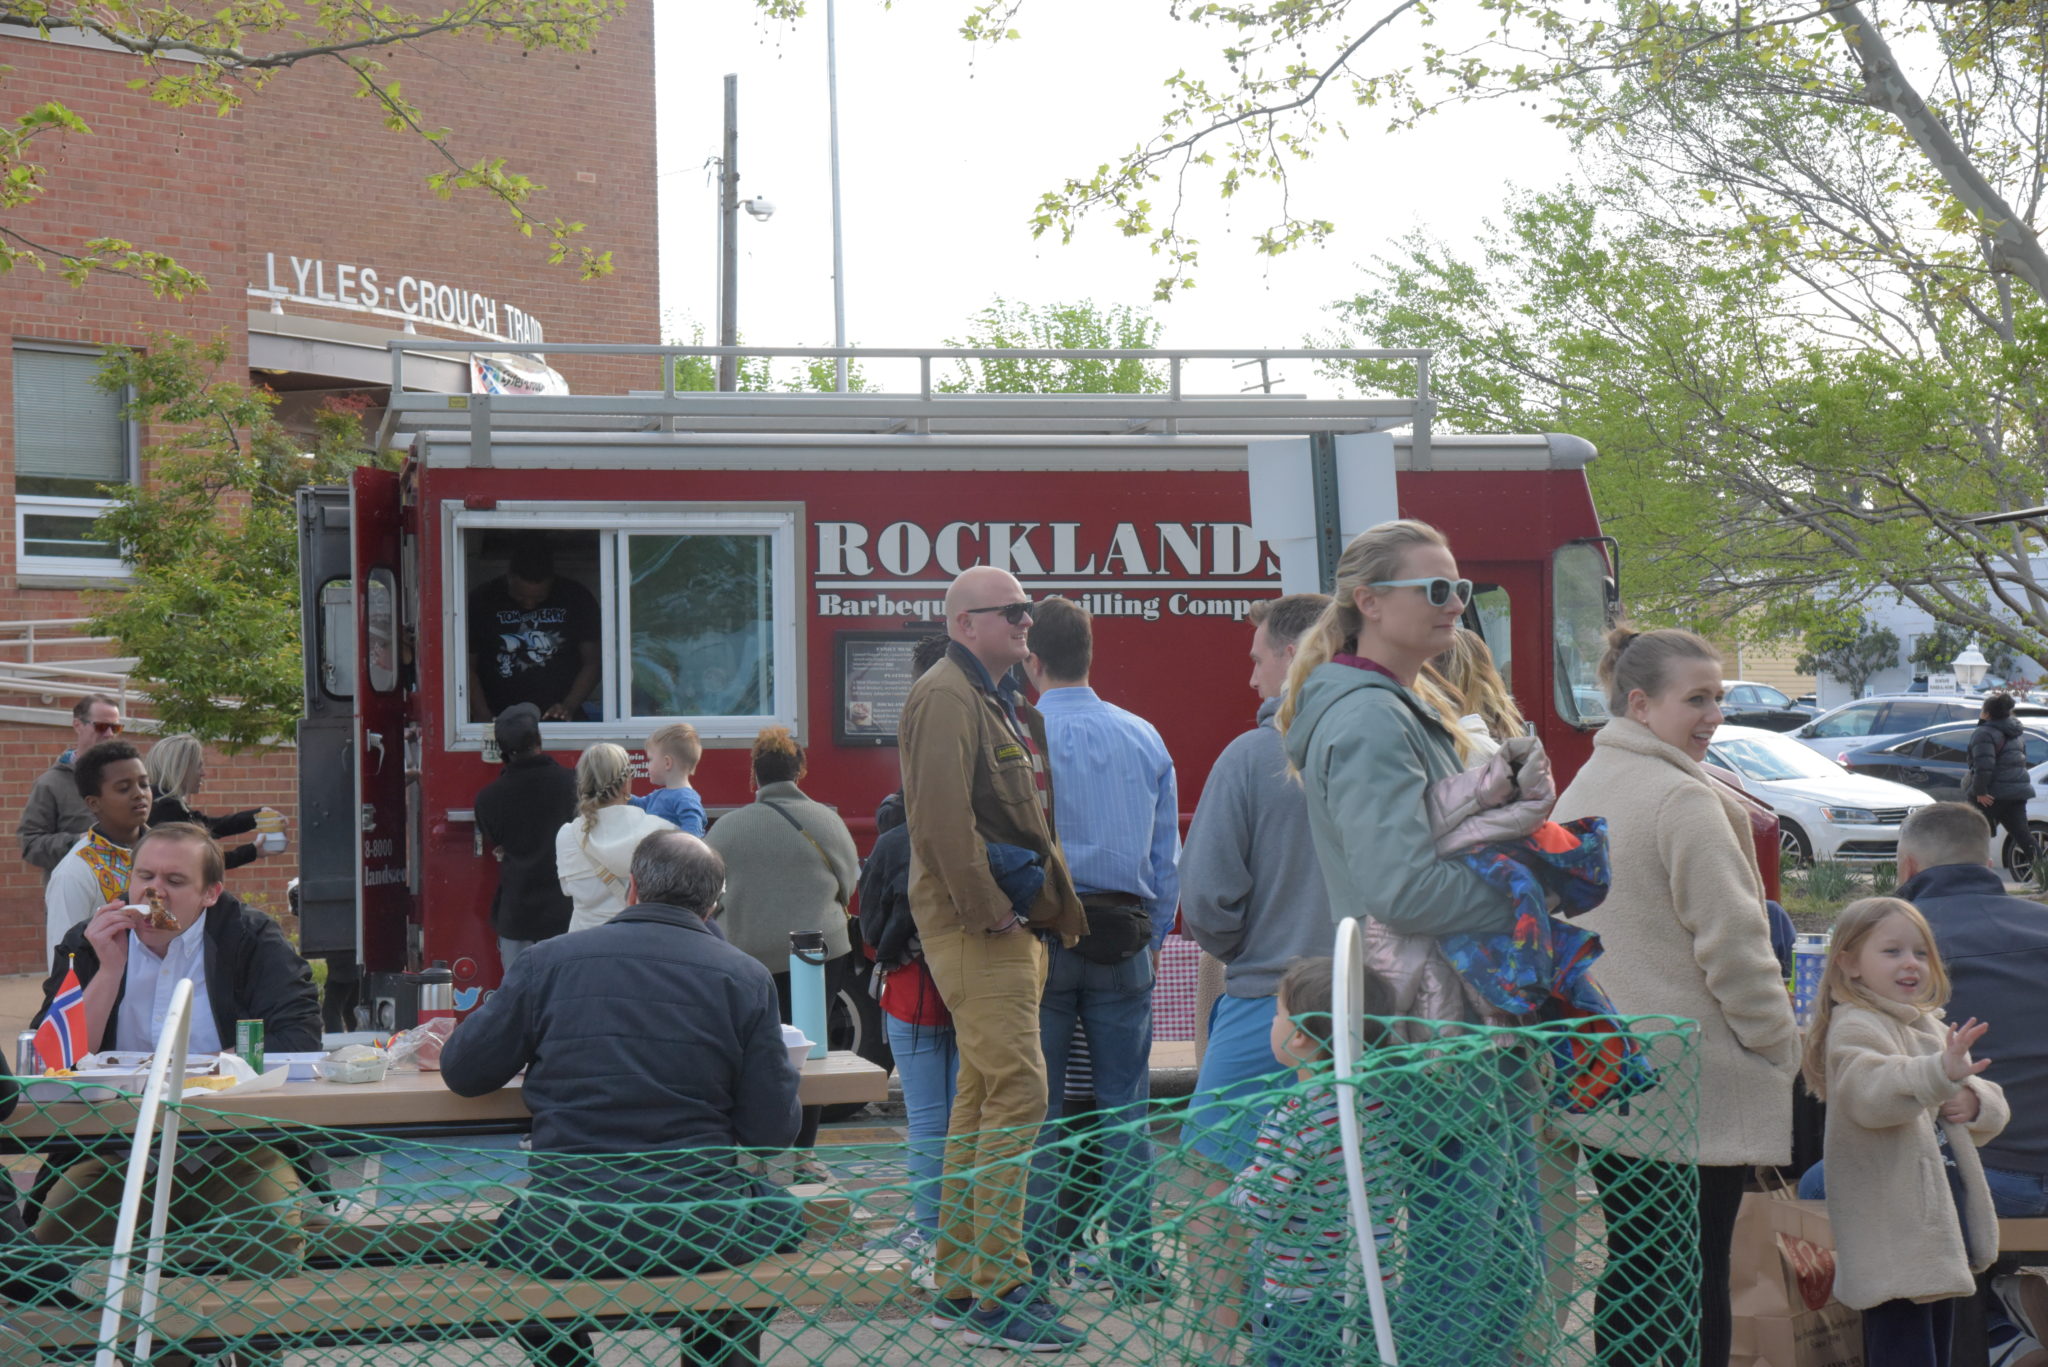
[0,14,661,975]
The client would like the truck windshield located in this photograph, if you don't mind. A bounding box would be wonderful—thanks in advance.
[1553,540,1613,728]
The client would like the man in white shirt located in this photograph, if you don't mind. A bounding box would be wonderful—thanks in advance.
[36,822,321,1055]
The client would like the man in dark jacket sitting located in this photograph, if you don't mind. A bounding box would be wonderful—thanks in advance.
[443,829,804,1367]
[35,821,322,1055]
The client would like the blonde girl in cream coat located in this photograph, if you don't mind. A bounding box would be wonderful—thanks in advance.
[1553,625,1800,1367]
[1803,896,2007,1367]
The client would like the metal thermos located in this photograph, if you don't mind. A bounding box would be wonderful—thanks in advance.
[15,1030,38,1077]
[405,961,457,1071]
[788,931,829,1061]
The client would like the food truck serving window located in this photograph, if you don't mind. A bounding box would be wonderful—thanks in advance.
[447,503,801,745]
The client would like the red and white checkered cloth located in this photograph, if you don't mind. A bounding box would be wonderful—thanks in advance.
[1152,935,1203,1041]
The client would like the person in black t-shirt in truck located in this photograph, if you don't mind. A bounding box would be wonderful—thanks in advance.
[467,535,602,721]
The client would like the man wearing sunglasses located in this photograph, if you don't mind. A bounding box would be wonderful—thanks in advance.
[17,694,125,881]
[900,565,1087,1352]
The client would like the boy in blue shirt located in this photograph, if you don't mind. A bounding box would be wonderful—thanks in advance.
[631,723,707,835]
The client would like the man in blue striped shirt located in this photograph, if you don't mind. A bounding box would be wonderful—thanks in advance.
[1021,595,1179,1298]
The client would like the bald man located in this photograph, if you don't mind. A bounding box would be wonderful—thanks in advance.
[900,565,1087,1350]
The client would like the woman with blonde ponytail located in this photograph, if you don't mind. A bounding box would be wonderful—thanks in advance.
[554,742,674,933]
[1276,518,1529,1367]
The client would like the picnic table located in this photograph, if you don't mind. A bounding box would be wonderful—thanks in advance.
[5,1051,888,1141]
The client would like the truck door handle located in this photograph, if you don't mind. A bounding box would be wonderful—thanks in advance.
[366,731,386,775]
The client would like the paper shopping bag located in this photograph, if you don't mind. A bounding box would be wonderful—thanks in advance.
[1729,1185,1865,1367]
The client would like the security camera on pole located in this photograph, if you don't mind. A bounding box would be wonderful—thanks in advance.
[714,75,775,393]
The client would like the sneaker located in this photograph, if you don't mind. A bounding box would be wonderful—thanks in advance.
[925,1294,977,1330]
[862,1222,931,1256]
[957,1286,1085,1353]
[910,1243,939,1292]
[1065,1253,1109,1293]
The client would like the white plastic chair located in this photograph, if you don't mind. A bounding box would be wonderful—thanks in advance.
[94,976,195,1367]
[1333,916,1400,1365]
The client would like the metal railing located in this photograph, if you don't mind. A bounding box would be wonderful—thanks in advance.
[0,617,145,726]
[376,343,1437,456]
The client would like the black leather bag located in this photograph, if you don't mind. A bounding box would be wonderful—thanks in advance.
[1068,900,1153,965]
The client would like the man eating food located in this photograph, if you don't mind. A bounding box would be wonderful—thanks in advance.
[35,822,321,1056]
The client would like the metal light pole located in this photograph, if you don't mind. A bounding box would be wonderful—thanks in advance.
[718,73,740,393]
[826,0,848,392]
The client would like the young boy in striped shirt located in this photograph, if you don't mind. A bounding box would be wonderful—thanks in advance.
[1226,956,1399,1367]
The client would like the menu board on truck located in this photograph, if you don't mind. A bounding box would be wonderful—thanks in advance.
[835,630,928,746]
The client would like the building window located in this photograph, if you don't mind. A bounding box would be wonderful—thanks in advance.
[12,346,133,578]
[450,504,801,744]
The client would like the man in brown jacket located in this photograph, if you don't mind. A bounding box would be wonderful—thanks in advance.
[901,564,1086,1351]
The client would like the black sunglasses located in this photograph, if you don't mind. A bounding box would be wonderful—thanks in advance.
[965,602,1034,625]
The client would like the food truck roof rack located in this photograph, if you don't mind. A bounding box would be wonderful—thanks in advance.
[375,343,1592,473]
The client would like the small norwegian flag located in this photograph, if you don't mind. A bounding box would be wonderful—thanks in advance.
[33,958,87,1071]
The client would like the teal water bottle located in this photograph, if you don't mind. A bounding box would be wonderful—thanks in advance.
[789,930,829,1060]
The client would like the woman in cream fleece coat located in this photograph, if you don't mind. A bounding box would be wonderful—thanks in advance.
[1553,627,1800,1367]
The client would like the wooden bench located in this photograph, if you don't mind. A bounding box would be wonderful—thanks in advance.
[299,1190,866,1265]
[13,1247,908,1356]
[2002,1217,2048,1256]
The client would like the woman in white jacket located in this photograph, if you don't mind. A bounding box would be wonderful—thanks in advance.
[556,743,675,933]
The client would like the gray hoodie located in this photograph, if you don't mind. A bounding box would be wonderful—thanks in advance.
[1180,697,1333,997]
[1282,662,1512,938]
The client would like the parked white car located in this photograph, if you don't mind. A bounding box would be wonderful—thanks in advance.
[1704,725,1934,867]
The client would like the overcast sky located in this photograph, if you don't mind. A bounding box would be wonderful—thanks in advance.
[651,0,1580,393]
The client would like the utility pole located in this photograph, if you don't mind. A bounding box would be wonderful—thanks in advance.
[718,73,740,393]
[826,0,848,392]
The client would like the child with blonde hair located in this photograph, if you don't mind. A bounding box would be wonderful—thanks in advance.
[631,722,706,835]
[1803,896,2010,1367]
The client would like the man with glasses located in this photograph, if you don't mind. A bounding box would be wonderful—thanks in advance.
[18,694,125,882]
[900,565,1087,1352]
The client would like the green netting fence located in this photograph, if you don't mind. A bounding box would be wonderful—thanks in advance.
[0,1016,1699,1367]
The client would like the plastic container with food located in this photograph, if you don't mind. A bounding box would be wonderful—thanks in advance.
[780,1024,813,1071]
[314,1044,390,1085]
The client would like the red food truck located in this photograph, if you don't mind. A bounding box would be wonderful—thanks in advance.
[293,344,1757,1042]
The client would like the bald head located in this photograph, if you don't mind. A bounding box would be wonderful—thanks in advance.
[944,566,1033,675]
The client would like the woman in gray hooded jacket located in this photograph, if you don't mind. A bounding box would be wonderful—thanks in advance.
[1278,518,1526,1367]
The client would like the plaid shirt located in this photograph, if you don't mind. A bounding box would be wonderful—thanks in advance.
[1228,1079,1398,1301]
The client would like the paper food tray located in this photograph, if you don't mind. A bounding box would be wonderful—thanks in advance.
[25,1052,226,1104]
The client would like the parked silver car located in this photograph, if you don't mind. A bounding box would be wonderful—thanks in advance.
[1790,693,2048,763]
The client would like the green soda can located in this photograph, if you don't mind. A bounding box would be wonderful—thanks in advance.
[235,1019,264,1074]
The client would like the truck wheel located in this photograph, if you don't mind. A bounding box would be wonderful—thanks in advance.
[822,956,894,1122]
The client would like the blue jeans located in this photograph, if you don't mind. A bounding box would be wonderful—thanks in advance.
[1184,993,1291,1172]
[1392,1050,1544,1367]
[1025,945,1156,1280]
[1257,1292,1348,1367]
[884,1014,958,1237]
[1798,1158,2048,1215]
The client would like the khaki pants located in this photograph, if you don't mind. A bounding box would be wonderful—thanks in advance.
[921,921,1048,1302]
[33,1146,307,1280]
